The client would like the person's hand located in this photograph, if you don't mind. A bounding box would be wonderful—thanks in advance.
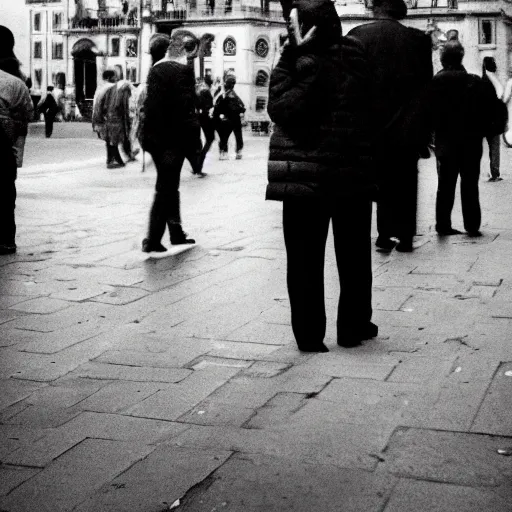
[287,8,316,48]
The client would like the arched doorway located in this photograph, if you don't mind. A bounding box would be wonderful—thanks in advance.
[72,39,98,118]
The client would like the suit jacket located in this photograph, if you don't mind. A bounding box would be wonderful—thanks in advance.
[348,19,433,150]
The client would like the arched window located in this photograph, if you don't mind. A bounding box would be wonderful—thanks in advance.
[255,70,269,87]
[255,96,267,112]
[255,38,269,58]
[223,37,236,56]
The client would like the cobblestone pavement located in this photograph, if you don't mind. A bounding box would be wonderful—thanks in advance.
[1,126,511,511]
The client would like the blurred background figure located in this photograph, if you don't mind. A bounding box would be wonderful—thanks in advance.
[37,85,60,138]
[196,75,215,167]
[213,74,245,160]
[482,56,504,182]
[0,25,33,255]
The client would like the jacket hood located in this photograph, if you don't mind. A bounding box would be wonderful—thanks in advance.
[281,0,342,47]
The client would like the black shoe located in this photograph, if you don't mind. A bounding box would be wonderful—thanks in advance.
[107,162,125,169]
[375,237,396,252]
[0,244,16,255]
[467,230,482,238]
[396,239,414,252]
[142,239,167,253]
[297,342,329,353]
[338,322,378,348]
[436,228,463,236]
[170,233,195,245]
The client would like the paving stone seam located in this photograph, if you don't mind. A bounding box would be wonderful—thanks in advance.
[468,361,510,432]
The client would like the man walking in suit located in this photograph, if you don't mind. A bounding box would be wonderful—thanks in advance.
[348,0,433,252]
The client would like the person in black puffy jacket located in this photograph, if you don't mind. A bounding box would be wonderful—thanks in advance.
[266,0,378,352]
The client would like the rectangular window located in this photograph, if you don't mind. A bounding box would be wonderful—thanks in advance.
[34,41,42,59]
[479,19,496,45]
[111,38,120,57]
[34,68,42,89]
[34,13,41,32]
[255,97,267,112]
[52,42,63,60]
[53,12,62,30]
[126,39,138,57]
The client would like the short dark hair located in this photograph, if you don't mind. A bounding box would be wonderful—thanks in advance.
[47,85,54,91]
[102,69,116,81]
[149,34,170,63]
[204,74,213,87]
[372,0,407,20]
[483,56,497,74]
[441,41,465,69]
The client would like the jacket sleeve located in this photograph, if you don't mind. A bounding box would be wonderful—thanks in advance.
[267,46,321,128]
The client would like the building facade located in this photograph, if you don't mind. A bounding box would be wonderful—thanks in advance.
[21,0,512,120]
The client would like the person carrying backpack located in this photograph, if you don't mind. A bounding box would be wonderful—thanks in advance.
[213,74,245,160]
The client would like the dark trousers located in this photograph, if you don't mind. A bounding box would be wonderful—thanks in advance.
[147,140,201,243]
[282,197,373,346]
[376,152,419,241]
[0,164,17,246]
[486,134,500,179]
[199,115,215,166]
[435,145,483,233]
[106,143,124,165]
[217,119,243,153]
[44,114,55,138]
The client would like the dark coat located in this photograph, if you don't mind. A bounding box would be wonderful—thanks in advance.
[143,61,200,152]
[347,19,433,152]
[424,67,498,157]
[266,36,375,201]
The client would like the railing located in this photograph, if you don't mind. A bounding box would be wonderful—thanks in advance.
[26,0,61,3]
[153,6,283,21]
[69,16,139,31]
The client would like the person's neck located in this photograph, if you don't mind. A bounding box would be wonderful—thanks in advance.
[373,10,398,20]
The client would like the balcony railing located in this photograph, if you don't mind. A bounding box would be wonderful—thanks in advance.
[69,16,139,31]
[153,6,283,22]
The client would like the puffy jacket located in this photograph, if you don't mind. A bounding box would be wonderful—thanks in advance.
[266,0,375,201]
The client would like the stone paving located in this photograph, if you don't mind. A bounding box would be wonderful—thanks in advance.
[0,125,511,511]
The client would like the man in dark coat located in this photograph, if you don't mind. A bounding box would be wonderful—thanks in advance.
[267,0,377,352]
[425,42,500,237]
[141,30,212,253]
[37,86,59,138]
[348,0,433,252]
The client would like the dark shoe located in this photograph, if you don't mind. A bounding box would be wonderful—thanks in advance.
[107,162,125,169]
[0,244,16,255]
[236,150,242,160]
[142,238,167,253]
[488,177,502,182]
[170,230,195,245]
[376,237,396,252]
[437,228,463,236]
[396,239,414,252]
[467,230,482,238]
[192,171,207,178]
[338,322,378,348]
[297,342,329,353]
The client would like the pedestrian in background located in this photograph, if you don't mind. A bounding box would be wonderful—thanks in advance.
[197,75,215,168]
[0,26,33,255]
[213,74,245,160]
[267,0,377,352]
[348,0,433,253]
[141,30,210,253]
[37,86,59,138]
[482,56,504,182]
[92,68,132,169]
[425,42,501,237]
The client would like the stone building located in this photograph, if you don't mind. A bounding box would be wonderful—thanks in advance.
[21,0,512,121]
